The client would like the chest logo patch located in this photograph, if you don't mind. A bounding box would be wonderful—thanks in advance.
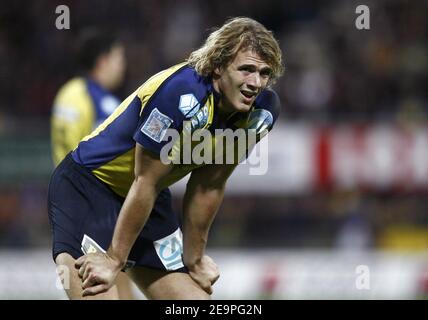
[179,94,200,117]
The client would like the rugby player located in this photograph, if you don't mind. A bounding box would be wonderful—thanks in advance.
[48,17,283,299]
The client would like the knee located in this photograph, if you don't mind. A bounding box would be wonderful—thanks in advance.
[184,286,211,300]
[55,252,76,271]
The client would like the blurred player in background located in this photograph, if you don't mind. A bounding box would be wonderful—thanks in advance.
[51,29,126,165]
[50,29,135,299]
[48,17,283,299]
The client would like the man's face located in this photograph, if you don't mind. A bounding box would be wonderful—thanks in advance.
[100,44,126,89]
[213,49,272,113]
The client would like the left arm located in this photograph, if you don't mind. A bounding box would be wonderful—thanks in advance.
[182,163,237,293]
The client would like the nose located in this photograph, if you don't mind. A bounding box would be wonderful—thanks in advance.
[247,72,262,91]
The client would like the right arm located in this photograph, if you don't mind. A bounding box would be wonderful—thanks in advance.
[75,70,211,295]
[108,144,172,265]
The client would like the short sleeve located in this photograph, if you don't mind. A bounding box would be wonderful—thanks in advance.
[133,73,208,155]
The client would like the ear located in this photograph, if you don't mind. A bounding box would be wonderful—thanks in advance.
[213,66,223,78]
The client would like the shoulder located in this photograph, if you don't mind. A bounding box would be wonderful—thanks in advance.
[54,77,92,108]
[137,64,211,118]
[162,65,209,94]
[254,88,281,124]
[254,88,281,119]
[138,64,209,101]
[238,88,281,134]
[53,77,93,119]
[55,77,88,100]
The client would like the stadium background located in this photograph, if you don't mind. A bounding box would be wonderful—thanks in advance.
[1,0,428,299]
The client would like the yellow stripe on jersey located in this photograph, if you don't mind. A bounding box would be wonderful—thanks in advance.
[80,89,139,143]
[137,62,188,111]
[92,148,135,197]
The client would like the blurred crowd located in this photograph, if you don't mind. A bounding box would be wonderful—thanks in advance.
[0,0,427,249]
[1,0,426,121]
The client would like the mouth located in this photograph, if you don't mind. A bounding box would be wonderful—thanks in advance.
[240,90,257,104]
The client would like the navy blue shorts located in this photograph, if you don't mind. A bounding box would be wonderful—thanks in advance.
[47,153,186,273]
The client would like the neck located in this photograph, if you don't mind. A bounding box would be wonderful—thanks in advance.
[90,69,111,91]
[217,104,234,122]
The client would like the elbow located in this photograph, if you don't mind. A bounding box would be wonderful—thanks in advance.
[133,174,164,195]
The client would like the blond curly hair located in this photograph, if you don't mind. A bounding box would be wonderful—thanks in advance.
[187,17,284,85]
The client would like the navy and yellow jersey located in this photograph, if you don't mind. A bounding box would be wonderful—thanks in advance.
[71,63,280,198]
[51,77,120,166]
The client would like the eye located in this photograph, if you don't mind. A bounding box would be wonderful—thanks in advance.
[260,69,272,79]
[238,66,251,74]
[238,65,257,72]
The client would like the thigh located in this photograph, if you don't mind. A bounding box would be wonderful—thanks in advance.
[116,272,138,300]
[55,252,120,300]
[127,266,210,300]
